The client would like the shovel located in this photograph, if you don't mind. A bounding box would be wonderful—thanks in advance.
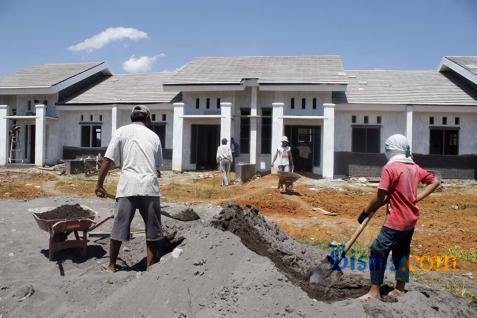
[309,211,375,285]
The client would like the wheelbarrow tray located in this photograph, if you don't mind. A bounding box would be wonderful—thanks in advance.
[30,205,97,233]
[277,171,301,183]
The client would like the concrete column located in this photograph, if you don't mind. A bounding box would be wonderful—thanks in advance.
[111,104,119,134]
[271,102,284,162]
[322,103,335,179]
[249,86,258,164]
[0,105,9,166]
[405,105,413,151]
[172,102,184,172]
[35,104,46,166]
[220,102,232,143]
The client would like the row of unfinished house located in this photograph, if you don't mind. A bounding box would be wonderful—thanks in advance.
[0,55,476,178]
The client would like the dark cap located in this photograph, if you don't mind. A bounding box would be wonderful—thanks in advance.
[131,105,151,117]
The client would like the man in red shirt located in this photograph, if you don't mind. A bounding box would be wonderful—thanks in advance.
[358,134,441,300]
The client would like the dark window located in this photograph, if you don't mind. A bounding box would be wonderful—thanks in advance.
[153,124,166,146]
[430,128,458,155]
[352,115,356,123]
[81,125,102,147]
[217,98,221,109]
[196,98,200,109]
[352,127,380,153]
[377,116,382,124]
[34,99,39,104]
[92,126,102,147]
[28,100,32,111]
[455,117,460,125]
[80,115,84,121]
[152,114,156,121]
[162,114,166,121]
[43,100,48,106]
[206,98,210,109]
[240,109,251,154]
[429,117,434,125]
[81,126,91,147]
[313,98,317,109]
[291,98,295,109]
[261,109,272,154]
[364,116,369,124]
[301,98,306,109]
[90,114,93,121]
[442,117,447,125]
[99,115,103,121]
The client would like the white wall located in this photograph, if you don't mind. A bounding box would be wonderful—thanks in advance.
[413,112,477,155]
[334,109,406,152]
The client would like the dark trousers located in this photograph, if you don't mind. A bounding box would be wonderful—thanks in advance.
[369,226,414,285]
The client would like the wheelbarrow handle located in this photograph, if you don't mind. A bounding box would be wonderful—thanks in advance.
[88,215,114,232]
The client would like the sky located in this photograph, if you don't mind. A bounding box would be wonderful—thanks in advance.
[0,0,476,76]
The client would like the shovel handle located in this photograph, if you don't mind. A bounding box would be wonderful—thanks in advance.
[342,211,375,257]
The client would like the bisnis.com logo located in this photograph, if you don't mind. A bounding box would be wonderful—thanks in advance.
[327,244,457,272]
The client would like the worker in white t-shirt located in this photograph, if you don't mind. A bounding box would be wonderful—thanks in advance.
[271,136,294,188]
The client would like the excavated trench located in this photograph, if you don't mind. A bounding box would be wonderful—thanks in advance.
[211,205,370,302]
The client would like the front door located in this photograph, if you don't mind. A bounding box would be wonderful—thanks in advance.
[284,125,321,172]
[190,124,220,170]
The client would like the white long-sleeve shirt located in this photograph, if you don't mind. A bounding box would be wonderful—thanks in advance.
[216,145,232,162]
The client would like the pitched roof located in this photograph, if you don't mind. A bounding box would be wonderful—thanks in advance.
[165,56,348,85]
[333,70,477,106]
[0,62,105,88]
[446,56,477,76]
[62,73,179,104]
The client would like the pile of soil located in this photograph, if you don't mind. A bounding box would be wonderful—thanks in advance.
[211,204,369,301]
[37,204,94,220]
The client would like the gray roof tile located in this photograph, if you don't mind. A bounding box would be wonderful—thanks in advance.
[63,73,179,104]
[0,62,105,88]
[446,56,477,76]
[165,56,348,85]
[333,70,477,106]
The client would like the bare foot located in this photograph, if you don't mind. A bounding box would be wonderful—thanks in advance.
[106,264,118,273]
[358,292,381,300]
[388,289,405,298]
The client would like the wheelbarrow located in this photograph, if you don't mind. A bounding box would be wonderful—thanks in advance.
[31,205,113,260]
[277,171,301,193]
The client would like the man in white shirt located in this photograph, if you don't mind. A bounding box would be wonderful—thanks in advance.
[216,138,233,186]
[96,105,163,273]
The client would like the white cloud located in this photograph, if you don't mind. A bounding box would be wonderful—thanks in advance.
[122,54,165,73]
[68,27,148,52]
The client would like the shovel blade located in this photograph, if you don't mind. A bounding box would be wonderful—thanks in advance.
[309,256,344,285]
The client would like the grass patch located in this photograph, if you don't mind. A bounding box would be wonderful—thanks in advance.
[0,182,46,199]
[446,245,477,264]
[56,177,117,198]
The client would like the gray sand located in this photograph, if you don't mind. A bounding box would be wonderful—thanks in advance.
[0,198,475,317]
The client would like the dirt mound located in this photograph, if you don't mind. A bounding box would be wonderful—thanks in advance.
[37,204,94,220]
[211,204,370,301]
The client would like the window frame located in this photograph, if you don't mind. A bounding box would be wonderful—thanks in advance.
[351,125,381,153]
[261,108,272,154]
[429,127,459,155]
[240,108,251,154]
[80,124,103,148]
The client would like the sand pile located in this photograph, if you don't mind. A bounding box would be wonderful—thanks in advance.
[0,198,475,317]
[36,204,94,220]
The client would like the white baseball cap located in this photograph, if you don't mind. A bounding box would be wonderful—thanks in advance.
[281,136,288,142]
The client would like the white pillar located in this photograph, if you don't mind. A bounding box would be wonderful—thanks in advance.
[405,105,413,151]
[249,86,258,165]
[35,104,46,166]
[220,102,232,143]
[271,102,284,162]
[322,103,335,179]
[0,105,9,166]
[172,102,184,172]
[111,104,118,134]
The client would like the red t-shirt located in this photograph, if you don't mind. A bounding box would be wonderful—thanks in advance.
[378,161,435,231]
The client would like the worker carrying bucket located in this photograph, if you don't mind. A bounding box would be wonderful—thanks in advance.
[309,134,441,300]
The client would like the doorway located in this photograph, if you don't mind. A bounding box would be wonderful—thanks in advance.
[190,124,220,170]
[284,125,321,172]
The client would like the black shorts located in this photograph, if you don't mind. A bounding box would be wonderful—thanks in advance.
[111,196,162,242]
